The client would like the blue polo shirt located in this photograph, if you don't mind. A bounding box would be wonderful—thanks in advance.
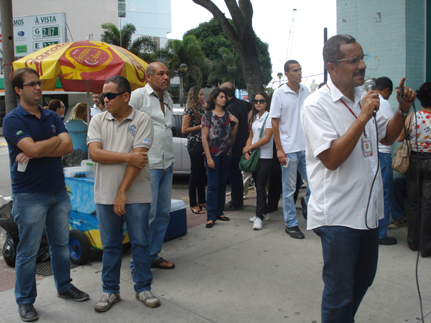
[3,104,68,194]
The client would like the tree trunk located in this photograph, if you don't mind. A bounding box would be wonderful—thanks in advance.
[192,0,264,100]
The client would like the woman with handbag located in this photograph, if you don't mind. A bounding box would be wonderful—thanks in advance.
[182,86,207,214]
[202,88,239,228]
[398,82,431,258]
[242,92,273,230]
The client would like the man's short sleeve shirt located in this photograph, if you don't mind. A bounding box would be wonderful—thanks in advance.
[3,104,67,193]
[301,77,390,230]
[87,108,154,204]
[129,83,174,169]
[269,83,310,153]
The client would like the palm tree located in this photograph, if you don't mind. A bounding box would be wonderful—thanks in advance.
[100,22,157,63]
[159,35,212,90]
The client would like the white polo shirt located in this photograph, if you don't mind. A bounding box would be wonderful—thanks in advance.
[251,111,273,159]
[129,83,174,170]
[377,94,394,154]
[270,83,310,153]
[87,107,154,205]
[301,77,390,230]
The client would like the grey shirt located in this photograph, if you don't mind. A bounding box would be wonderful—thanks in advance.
[87,107,153,204]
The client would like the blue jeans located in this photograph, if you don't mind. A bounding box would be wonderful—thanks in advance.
[149,166,173,262]
[97,203,152,293]
[313,226,379,323]
[206,154,232,221]
[12,189,73,305]
[391,175,407,221]
[281,151,310,227]
[378,152,393,239]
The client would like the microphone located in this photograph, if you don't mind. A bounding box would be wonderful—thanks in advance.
[364,79,376,92]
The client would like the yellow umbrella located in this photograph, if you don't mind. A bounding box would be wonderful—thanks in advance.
[12,40,148,92]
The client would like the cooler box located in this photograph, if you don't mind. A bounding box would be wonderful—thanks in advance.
[164,199,187,241]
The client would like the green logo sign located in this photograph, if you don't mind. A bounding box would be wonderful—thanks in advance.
[16,45,27,54]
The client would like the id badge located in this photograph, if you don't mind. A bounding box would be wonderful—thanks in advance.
[361,137,373,157]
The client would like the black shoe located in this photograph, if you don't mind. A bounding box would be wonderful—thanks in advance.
[58,286,89,302]
[18,304,38,322]
[379,237,397,245]
[206,221,214,228]
[216,215,230,221]
[224,203,243,211]
[285,226,305,239]
[300,197,307,220]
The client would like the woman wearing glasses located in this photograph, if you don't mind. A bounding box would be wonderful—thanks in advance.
[242,92,273,230]
[182,86,207,214]
[202,88,238,228]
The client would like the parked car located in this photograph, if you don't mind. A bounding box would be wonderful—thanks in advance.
[172,107,191,174]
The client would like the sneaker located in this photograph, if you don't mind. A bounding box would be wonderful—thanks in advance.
[253,217,263,230]
[94,292,121,312]
[249,214,270,222]
[136,290,161,308]
[18,304,38,322]
[300,197,308,220]
[379,237,397,245]
[58,286,89,302]
[285,226,305,239]
[388,218,407,230]
[224,203,243,211]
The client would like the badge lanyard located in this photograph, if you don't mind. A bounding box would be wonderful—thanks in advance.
[326,85,372,157]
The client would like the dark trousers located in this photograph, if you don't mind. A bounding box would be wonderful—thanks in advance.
[188,143,206,207]
[253,159,272,219]
[228,153,244,207]
[267,144,282,210]
[407,154,431,257]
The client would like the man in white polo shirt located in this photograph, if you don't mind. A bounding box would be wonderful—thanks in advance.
[270,59,310,239]
[129,62,175,270]
[88,75,160,312]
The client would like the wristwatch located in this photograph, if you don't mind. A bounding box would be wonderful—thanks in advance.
[396,108,409,117]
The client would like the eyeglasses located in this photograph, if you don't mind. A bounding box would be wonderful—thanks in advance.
[331,55,367,65]
[102,92,125,100]
[253,99,266,104]
[23,81,43,87]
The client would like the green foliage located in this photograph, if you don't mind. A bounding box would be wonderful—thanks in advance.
[101,22,157,63]
[185,18,272,89]
[158,35,212,91]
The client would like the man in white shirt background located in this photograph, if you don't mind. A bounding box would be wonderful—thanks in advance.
[374,76,397,246]
[270,60,310,239]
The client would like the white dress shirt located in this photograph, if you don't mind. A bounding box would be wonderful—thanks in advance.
[377,94,394,154]
[301,77,390,230]
[269,83,310,153]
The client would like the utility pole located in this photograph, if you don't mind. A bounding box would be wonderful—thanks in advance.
[1,0,17,115]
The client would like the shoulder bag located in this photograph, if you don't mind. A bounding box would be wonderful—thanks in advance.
[392,113,413,174]
[239,114,269,173]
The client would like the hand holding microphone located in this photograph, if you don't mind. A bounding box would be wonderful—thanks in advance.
[361,79,380,121]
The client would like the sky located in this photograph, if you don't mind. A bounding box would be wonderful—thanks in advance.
[169,0,337,88]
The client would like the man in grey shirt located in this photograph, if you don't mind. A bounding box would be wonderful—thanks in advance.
[88,75,160,312]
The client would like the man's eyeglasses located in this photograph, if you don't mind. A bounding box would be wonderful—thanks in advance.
[23,81,43,87]
[102,92,125,100]
[331,55,367,65]
[253,99,266,104]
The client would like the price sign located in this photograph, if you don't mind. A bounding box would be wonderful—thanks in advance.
[42,27,59,38]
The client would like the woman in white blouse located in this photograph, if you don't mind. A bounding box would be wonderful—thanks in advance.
[242,92,273,230]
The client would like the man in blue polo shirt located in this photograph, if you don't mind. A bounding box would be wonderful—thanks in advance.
[3,67,89,322]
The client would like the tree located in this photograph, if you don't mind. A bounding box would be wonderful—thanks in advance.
[100,22,157,63]
[192,0,270,98]
[207,47,239,85]
[158,35,212,91]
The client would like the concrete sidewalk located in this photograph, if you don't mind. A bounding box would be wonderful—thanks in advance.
[0,203,430,323]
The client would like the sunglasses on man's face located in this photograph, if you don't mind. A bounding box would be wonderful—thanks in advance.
[253,99,266,104]
[102,92,125,100]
